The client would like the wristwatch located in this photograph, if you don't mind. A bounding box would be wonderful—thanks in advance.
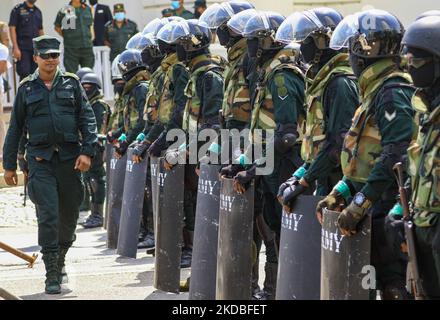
[353,192,367,207]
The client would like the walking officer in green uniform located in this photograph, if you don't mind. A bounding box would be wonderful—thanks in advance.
[316,9,417,299]
[276,8,359,210]
[54,0,94,73]
[400,14,440,299]
[170,0,194,20]
[2,35,97,294]
[104,3,138,63]
[80,72,111,228]
[221,11,306,299]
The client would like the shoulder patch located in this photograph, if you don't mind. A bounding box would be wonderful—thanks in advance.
[63,72,80,81]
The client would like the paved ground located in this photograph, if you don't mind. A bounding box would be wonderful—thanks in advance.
[0,186,265,300]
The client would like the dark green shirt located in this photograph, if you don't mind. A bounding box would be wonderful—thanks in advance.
[104,19,138,62]
[3,68,98,171]
[54,3,93,48]
[304,75,359,184]
[173,8,194,20]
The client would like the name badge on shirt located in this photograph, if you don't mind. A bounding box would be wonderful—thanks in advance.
[98,9,104,13]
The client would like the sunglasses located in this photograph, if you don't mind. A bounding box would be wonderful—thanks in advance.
[406,55,432,69]
[39,53,60,60]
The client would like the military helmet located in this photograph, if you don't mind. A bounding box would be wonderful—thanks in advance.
[242,11,285,39]
[163,19,212,52]
[402,15,440,58]
[227,8,258,36]
[118,49,145,78]
[141,33,164,59]
[416,10,440,20]
[330,9,404,58]
[76,67,94,81]
[126,32,151,50]
[81,72,102,89]
[111,54,123,83]
[142,17,185,36]
[276,7,343,48]
[199,1,254,30]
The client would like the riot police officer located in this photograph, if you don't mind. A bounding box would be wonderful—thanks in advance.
[401,14,440,299]
[80,73,111,228]
[276,8,359,210]
[162,19,225,269]
[221,11,306,299]
[316,9,417,299]
[9,0,44,80]
[2,35,97,294]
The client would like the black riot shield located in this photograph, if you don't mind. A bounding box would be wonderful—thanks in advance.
[276,195,323,300]
[116,148,149,258]
[216,178,254,300]
[150,156,159,231]
[153,159,185,293]
[189,164,221,300]
[321,209,372,300]
[106,152,127,249]
[104,143,113,230]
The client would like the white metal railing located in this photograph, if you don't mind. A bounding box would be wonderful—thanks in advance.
[2,46,114,108]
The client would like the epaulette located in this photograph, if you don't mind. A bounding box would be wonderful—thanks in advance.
[63,72,80,81]
[19,75,32,86]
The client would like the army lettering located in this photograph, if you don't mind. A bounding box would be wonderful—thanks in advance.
[281,212,303,231]
[198,179,217,195]
[220,194,235,212]
[126,160,133,173]
[110,158,118,170]
[157,172,167,187]
[321,229,345,253]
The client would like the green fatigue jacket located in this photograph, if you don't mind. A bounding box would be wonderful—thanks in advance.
[144,53,189,144]
[247,48,305,160]
[173,8,194,20]
[104,19,138,62]
[301,53,360,185]
[54,3,93,49]
[89,94,111,134]
[408,92,440,226]
[222,38,252,130]
[2,68,98,170]
[340,59,417,203]
[142,66,166,139]
[115,69,149,144]
[107,91,124,132]
[183,54,225,135]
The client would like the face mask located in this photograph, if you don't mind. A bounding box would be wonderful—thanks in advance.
[171,1,180,10]
[300,37,319,64]
[114,12,125,22]
[88,0,97,5]
[158,41,174,55]
[84,86,99,99]
[407,47,436,89]
[247,38,260,59]
[176,44,187,62]
[217,27,230,47]
[114,82,125,95]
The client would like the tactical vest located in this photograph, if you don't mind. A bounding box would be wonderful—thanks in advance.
[250,49,305,144]
[341,60,414,183]
[408,95,440,214]
[144,67,166,124]
[301,53,354,163]
[223,39,252,125]
[90,94,111,134]
[123,70,150,132]
[183,55,225,133]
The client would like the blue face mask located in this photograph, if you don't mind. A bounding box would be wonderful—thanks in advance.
[114,12,125,22]
[170,1,180,10]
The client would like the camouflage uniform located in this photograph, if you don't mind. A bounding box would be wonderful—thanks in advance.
[340,59,417,292]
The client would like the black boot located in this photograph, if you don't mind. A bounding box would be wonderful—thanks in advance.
[58,248,69,284]
[42,252,61,294]
[82,203,104,229]
[180,229,193,268]
[138,231,155,249]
